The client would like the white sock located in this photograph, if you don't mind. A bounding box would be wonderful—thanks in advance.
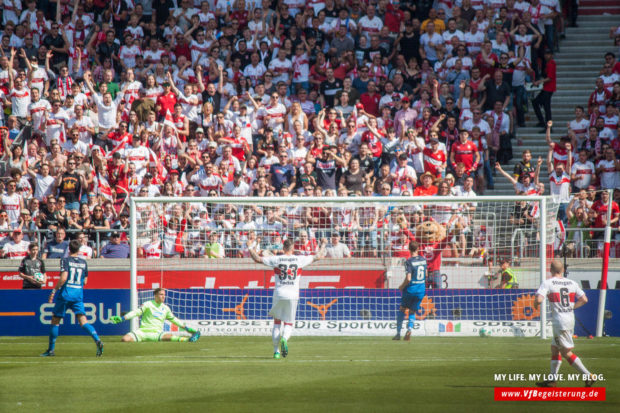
[550,360,562,376]
[569,355,591,376]
[282,323,293,341]
[272,323,281,353]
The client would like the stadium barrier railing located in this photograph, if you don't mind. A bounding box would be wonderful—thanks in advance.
[511,227,607,260]
[7,227,128,257]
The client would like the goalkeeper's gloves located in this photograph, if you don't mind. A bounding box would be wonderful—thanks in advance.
[185,326,197,334]
[111,316,124,324]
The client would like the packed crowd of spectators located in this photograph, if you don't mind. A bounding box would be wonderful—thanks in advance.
[0,0,615,261]
[494,28,620,257]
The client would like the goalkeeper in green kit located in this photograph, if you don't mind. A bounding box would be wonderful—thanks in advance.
[111,288,201,342]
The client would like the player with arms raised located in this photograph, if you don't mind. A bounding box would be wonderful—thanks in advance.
[534,260,596,387]
[393,241,426,341]
[41,240,103,357]
[110,288,201,343]
[250,238,326,359]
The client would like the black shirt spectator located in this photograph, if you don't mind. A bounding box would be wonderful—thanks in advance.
[96,31,121,72]
[154,0,175,27]
[315,152,339,191]
[513,159,536,181]
[481,71,511,111]
[43,24,67,68]
[320,73,343,108]
[202,87,222,114]
[18,245,45,289]
[39,199,60,238]
[57,172,82,206]
[269,155,296,191]
[491,56,518,87]
[340,164,365,193]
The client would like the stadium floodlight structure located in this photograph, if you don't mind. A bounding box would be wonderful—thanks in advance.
[130,195,558,338]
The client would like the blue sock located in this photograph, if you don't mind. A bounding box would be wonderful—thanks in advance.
[407,313,416,330]
[396,310,405,335]
[82,323,100,343]
[49,325,59,351]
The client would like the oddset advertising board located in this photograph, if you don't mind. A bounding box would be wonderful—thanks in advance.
[3,288,615,337]
[175,288,555,337]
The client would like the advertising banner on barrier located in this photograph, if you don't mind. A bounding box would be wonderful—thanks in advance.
[169,289,559,337]
[185,319,552,337]
[0,288,615,336]
[1,266,617,290]
[0,290,129,336]
[0,269,385,290]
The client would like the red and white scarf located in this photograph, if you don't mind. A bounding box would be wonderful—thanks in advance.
[57,76,73,100]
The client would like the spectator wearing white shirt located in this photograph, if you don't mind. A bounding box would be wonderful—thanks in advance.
[596,148,620,190]
[548,147,572,223]
[419,22,444,66]
[84,73,125,135]
[357,6,383,41]
[223,171,251,196]
[26,163,55,201]
[7,50,31,122]
[570,150,596,191]
[325,232,351,258]
[67,104,95,145]
[0,229,30,259]
[42,100,68,147]
[27,87,50,133]
[62,127,89,156]
[134,173,161,197]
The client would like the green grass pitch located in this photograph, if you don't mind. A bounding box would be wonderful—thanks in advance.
[0,336,618,412]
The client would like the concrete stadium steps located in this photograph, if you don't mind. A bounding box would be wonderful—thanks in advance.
[579,0,620,15]
[486,14,616,195]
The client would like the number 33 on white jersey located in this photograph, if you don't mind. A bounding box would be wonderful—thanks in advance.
[261,255,314,300]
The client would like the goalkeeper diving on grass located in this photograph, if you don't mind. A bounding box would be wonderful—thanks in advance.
[111,288,201,342]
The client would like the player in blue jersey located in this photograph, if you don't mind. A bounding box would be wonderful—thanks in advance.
[41,240,103,357]
[393,241,427,341]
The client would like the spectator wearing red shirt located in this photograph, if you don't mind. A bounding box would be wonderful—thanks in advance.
[533,49,557,131]
[469,67,489,101]
[383,3,404,33]
[450,130,480,176]
[156,82,177,118]
[545,121,572,168]
[294,230,318,256]
[391,231,411,258]
[414,135,447,178]
[173,35,191,62]
[475,41,499,79]
[591,191,619,243]
[413,172,438,196]
[360,81,381,117]
[587,78,612,115]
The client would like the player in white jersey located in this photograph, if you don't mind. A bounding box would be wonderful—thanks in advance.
[534,260,596,388]
[250,238,326,359]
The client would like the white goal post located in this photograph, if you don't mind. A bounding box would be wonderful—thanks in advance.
[130,195,557,337]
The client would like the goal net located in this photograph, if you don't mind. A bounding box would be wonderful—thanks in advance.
[130,195,558,337]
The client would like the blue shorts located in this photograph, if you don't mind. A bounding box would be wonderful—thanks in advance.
[66,202,80,212]
[52,297,86,318]
[401,292,424,312]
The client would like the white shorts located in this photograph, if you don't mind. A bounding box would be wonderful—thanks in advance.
[551,328,574,350]
[269,297,298,323]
